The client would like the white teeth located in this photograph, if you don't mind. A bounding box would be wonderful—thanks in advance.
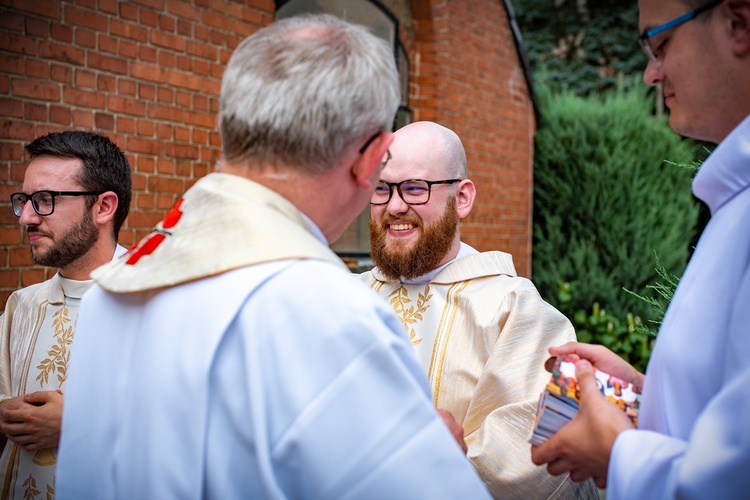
[390,224,413,231]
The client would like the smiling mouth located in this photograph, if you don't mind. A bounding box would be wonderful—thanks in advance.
[389,223,415,231]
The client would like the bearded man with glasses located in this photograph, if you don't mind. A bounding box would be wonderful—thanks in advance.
[0,131,131,497]
[361,121,598,499]
[532,0,750,498]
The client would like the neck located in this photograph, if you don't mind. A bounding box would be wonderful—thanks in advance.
[219,160,355,243]
[59,238,118,281]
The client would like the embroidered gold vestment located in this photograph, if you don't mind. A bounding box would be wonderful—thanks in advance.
[0,274,93,499]
[361,252,598,499]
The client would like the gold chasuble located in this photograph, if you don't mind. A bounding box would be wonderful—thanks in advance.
[361,253,598,499]
[0,274,94,499]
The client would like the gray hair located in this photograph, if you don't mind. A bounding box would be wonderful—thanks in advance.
[220,14,400,173]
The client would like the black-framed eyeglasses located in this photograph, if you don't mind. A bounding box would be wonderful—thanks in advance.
[370,179,461,206]
[638,0,723,69]
[10,190,104,217]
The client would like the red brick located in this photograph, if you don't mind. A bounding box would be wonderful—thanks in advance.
[151,31,185,51]
[74,69,95,88]
[138,45,157,62]
[49,105,71,124]
[0,98,22,118]
[0,54,24,75]
[10,247,33,266]
[110,19,148,42]
[107,95,147,116]
[148,176,184,195]
[118,117,137,134]
[38,42,84,65]
[174,126,189,142]
[176,55,191,71]
[0,11,24,34]
[75,29,96,48]
[26,59,49,79]
[50,23,73,43]
[136,120,154,136]
[98,34,118,54]
[14,0,62,19]
[139,83,156,100]
[87,52,128,75]
[0,142,23,162]
[97,74,116,92]
[119,40,137,59]
[156,158,174,174]
[118,79,137,96]
[127,137,158,155]
[26,17,50,38]
[20,268,45,288]
[158,13,175,31]
[0,32,37,56]
[119,3,138,21]
[0,226,23,246]
[72,110,94,128]
[95,112,115,130]
[64,5,108,31]
[177,20,191,36]
[149,104,182,121]
[158,51,175,68]
[63,87,105,108]
[51,64,72,84]
[140,8,158,27]
[11,78,60,101]
[169,0,201,21]
[25,102,47,121]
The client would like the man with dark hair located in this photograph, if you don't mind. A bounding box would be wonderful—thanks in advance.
[361,120,598,499]
[56,15,490,499]
[0,131,131,497]
[531,0,750,497]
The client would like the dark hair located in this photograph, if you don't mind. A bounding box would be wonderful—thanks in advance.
[25,131,132,239]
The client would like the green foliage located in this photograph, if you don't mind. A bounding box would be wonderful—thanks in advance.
[624,254,681,338]
[557,281,654,373]
[515,0,645,96]
[532,81,700,326]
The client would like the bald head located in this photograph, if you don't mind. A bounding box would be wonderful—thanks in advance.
[389,122,468,179]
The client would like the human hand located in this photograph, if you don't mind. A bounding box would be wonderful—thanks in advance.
[548,342,645,388]
[0,390,63,450]
[531,359,634,488]
[437,408,468,454]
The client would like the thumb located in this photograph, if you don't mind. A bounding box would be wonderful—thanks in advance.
[575,360,600,398]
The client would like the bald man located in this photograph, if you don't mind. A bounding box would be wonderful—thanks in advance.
[360,121,598,499]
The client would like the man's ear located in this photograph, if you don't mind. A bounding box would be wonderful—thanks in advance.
[456,179,476,219]
[352,132,394,189]
[727,0,750,56]
[94,192,119,226]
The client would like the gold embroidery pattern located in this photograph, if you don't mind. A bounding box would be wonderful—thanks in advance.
[31,448,56,467]
[35,305,72,388]
[388,285,432,346]
[23,473,40,499]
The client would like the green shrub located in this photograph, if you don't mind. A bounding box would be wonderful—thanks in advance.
[558,281,653,373]
[532,81,699,324]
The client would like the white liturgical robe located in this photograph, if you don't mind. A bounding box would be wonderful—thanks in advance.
[607,116,750,498]
[361,246,599,499]
[0,246,125,499]
[55,173,490,499]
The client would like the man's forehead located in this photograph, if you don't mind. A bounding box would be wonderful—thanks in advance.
[639,0,684,30]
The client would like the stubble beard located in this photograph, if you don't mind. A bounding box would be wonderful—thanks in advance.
[29,210,99,269]
[369,197,459,281]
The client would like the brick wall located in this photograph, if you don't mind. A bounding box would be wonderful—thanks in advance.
[0,0,536,312]
[0,0,274,309]
[411,0,536,277]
